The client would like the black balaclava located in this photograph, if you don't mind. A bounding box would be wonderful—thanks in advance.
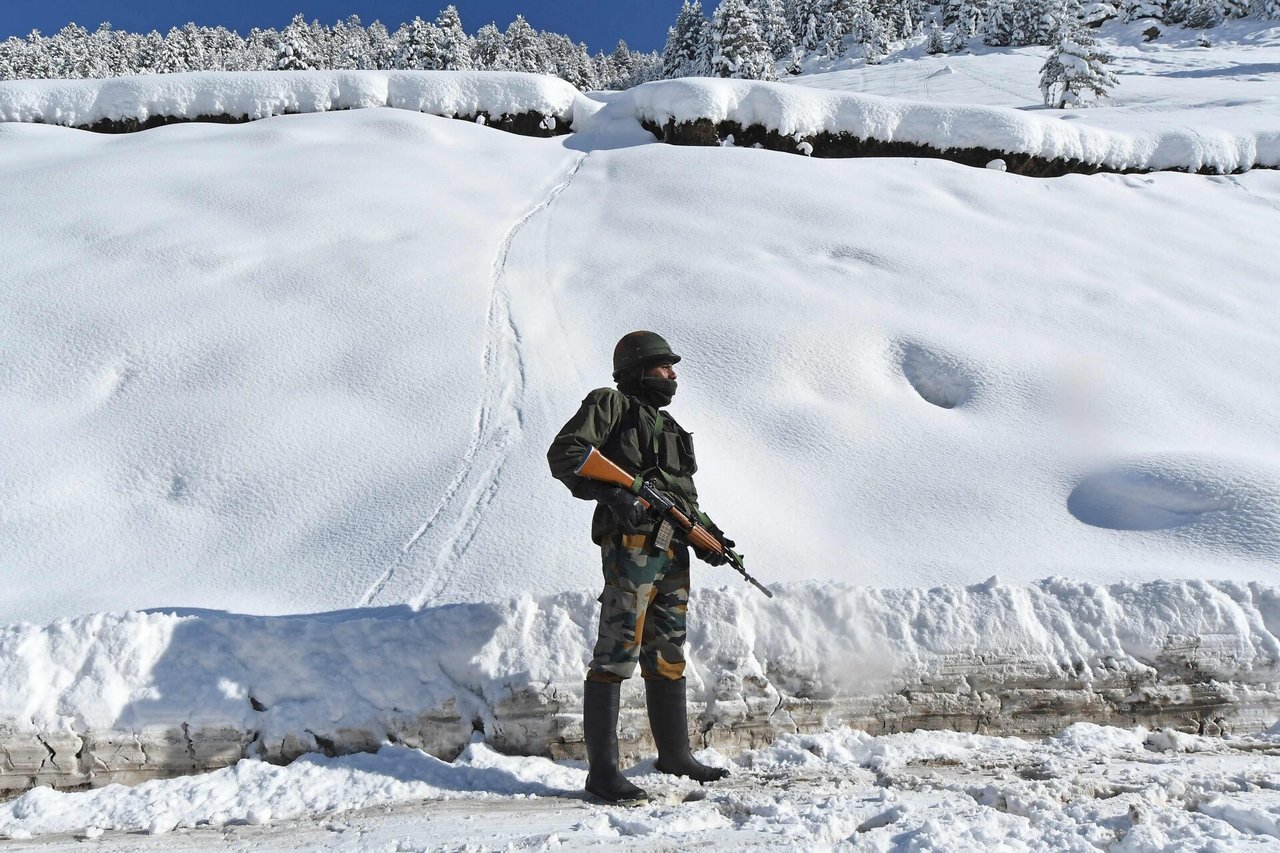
[618,368,677,408]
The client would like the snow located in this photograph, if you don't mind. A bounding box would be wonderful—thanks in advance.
[1,578,1275,753]
[4,724,1280,848]
[2,24,1280,846]
[0,70,583,127]
[1,86,1279,624]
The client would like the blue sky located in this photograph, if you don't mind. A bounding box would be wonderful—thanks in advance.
[0,1,686,53]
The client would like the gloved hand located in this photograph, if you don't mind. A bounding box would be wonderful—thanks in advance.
[597,487,648,533]
[695,526,734,566]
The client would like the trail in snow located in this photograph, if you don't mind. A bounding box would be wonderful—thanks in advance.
[356,152,590,609]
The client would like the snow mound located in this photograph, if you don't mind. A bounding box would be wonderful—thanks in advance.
[620,77,1280,172]
[0,70,584,128]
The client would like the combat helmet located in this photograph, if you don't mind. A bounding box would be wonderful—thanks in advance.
[612,331,681,379]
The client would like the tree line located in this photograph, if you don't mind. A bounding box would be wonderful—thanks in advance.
[1,0,1277,86]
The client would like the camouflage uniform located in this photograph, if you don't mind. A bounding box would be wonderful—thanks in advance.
[548,387,701,684]
[590,533,690,682]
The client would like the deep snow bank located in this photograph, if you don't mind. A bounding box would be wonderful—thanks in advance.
[0,70,582,134]
[2,579,1277,792]
[619,77,1280,173]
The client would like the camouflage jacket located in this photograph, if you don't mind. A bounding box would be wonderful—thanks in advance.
[547,387,700,544]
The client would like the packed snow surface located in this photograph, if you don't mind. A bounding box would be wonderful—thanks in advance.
[0,70,583,127]
[2,93,1280,624]
[4,724,1280,849]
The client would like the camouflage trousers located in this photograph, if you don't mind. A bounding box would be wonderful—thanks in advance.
[586,533,690,683]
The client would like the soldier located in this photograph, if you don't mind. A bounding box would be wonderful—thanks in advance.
[547,331,733,805]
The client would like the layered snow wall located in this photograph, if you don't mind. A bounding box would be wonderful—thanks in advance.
[2,71,1277,173]
[2,579,1278,793]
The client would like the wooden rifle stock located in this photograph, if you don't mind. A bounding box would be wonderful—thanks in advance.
[574,447,774,598]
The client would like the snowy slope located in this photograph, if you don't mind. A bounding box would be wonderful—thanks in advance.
[797,19,1280,149]
[2,79,1280,625]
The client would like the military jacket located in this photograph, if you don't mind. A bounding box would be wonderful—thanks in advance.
[547,387,700,544]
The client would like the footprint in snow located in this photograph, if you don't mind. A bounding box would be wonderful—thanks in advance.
[897,342,978,409]
[1068,457,1280,559]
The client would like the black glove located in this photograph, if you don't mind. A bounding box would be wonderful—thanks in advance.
[695,526,734,566]
[597,487,648,533]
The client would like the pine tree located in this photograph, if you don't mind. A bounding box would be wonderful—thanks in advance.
[955,0,989,37]
[395,17,441,70]
[1121,0,1165,19]
[926,21,947,51]
[791,0,827,54]
[711,0,777,78]
[663,1,713,77]
[331,15,371,69]
[275,15,315,71]
[848,0,887,59]
[473,23,510,70]
[434,6,473,70]
[505,15,547,73]
[984,0,1015,44]
[366,21,395,70]
[752,0,795,57]
[544,32,597,88]
[1040,10,1117,107]
[610,39,635,83]
[1183,0,1225,25]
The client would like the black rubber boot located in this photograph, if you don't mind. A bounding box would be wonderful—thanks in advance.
[583,679,649,805]
[645,677,730,783]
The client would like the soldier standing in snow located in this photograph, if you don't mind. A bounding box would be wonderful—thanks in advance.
[547,331,731,805]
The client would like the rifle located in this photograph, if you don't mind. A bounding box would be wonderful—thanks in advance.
[575,446,774,599]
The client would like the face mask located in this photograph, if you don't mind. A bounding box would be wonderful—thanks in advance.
[640,376,677,407]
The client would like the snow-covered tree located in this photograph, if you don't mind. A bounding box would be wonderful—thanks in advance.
[663,1,713,77]
[395,17,442,69]
[625,50,665,86]
[1040,10,1117,107]
[275,15,315,71]
[1183,0,1226,25]
[926,21,948,51]
[955,0,989,37]
[791,0,827,53]
[505,15,547,73]
[434,6,473,70]
[471,22,508,70]
[752,0,795,56]
[846,0,887,59]
[984,0,1016,44]
[609,39,635,83]
[710,0,777,78]
[1121,0,1166,19]
[544,32,597,88]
